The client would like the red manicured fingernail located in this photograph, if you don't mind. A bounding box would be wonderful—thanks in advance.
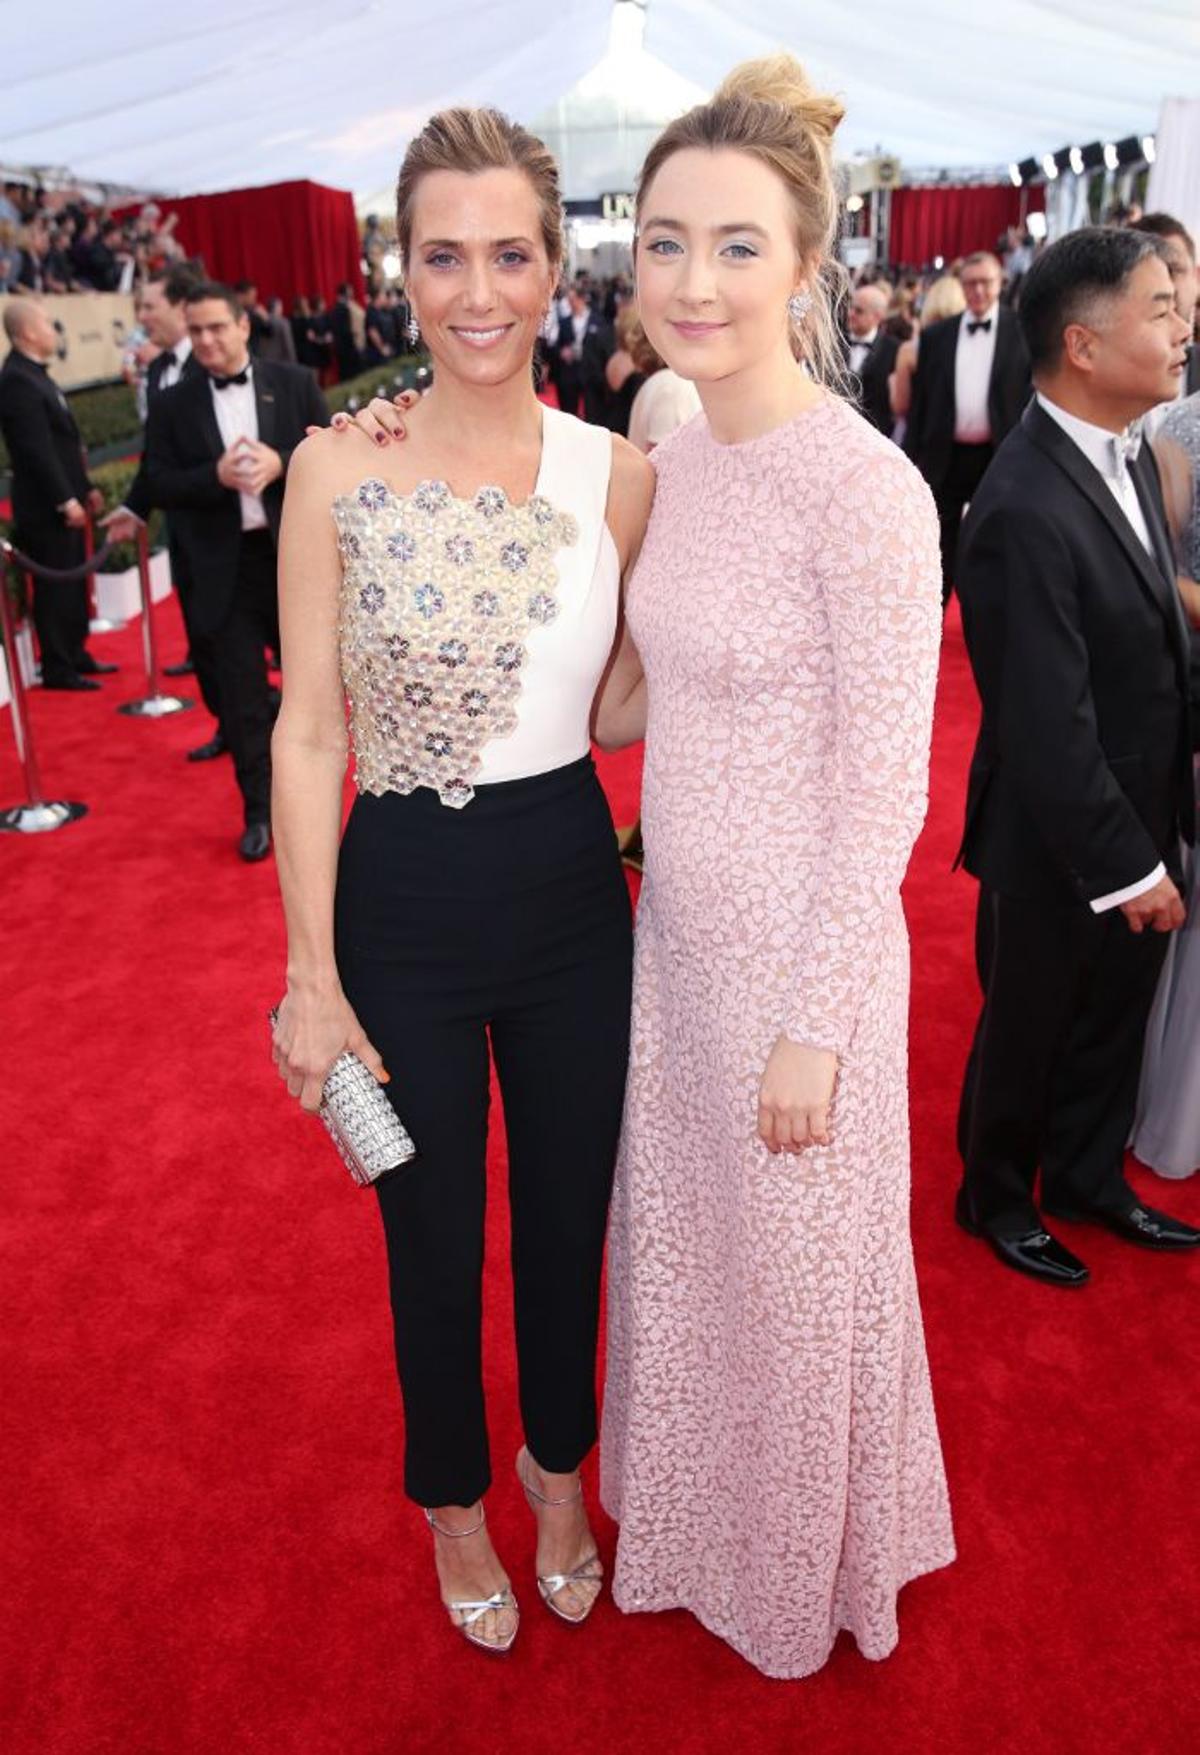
[375,432,387,446]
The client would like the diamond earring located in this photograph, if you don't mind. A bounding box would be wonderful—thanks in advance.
[405,313,420,347]
[788,290,813,323]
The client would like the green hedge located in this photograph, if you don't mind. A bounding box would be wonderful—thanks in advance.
[0,357,426,473]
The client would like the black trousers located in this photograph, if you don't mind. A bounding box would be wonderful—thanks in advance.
[20,521,89,685]
[334,759,633,1507]
[167,532,222,723]
[935,441,993,607]
[957,883,1170,1235]
[197,529,278,825]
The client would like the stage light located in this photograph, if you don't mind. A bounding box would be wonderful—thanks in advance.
[1069,147,1084,175]
[1143,135,1156,163]
[1008,162,1022,188]
[1079,141,1106,171]
[381,252,401,279]
[1018,157,1040,185]
[846,194,864,213]
[1103,143,1119,170]
[1115,136,1145,166]
[1042,153,1059,180]
[1027,212,1047,240]
[933,255,944,269]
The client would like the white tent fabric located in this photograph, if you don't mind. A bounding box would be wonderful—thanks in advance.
[2,1,1199,195]
[1148,98,1200,243]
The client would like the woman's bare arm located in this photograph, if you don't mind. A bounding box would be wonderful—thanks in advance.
[270,430,388,1110]
[593,435,654,750]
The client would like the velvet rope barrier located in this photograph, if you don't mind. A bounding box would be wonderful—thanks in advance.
[0,541,88,834]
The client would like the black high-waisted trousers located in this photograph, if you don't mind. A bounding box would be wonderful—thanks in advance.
[334,757,633,1507]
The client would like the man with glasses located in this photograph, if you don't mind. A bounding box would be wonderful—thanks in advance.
[905,252,1032,604]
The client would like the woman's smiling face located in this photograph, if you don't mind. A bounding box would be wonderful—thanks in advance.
[635,146,807,384]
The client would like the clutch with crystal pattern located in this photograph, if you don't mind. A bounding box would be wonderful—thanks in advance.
[269,1008,416,1186]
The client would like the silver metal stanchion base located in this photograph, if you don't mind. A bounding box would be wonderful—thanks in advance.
[0,799,89,833]
[118,693,195,718]
[89,616,127,634]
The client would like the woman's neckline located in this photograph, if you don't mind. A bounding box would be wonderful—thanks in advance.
[336,403,552,513]
[700,392,834,453]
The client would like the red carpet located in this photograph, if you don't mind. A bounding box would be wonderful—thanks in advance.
[2,598,1197,1755]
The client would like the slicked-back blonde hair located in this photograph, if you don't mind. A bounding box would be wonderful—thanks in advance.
[396,107,564,274]
[636,53,850,389]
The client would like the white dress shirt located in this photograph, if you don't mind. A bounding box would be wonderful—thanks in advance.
[1035,391,1166,912]
[210,362,267,531]
[954,304,1000,442]
[848,328,878,374]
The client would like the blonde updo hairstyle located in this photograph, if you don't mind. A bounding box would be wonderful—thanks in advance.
[636,54,849,388]
[395,106,565,281]
[920,273,967,328]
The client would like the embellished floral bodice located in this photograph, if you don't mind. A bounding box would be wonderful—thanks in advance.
[332,407,617,808]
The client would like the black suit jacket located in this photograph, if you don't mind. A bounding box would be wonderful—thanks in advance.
[846,331,899,434]
[955,398,1194,907]
[552,310,613,422]
[905,308,1031,491]
[143,359,328,635]
[0,349,91,533]
[124,349,204,521]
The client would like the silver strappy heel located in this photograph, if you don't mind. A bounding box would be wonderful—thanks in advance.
[425,1505,519,1654]
[516,1447,604,1625]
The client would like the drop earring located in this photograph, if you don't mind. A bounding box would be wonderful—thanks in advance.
[788,290,813,323]
[405,312,420,347]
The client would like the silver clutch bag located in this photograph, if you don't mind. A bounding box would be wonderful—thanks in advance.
[269,1008,416,1187]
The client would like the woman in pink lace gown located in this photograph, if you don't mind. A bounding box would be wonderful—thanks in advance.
[597,57,955,1679]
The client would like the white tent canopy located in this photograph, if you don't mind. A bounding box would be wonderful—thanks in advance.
[3,1,1199,196]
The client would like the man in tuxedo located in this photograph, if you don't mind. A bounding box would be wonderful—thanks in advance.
[551,286,613,424]
[954,227,1200,1287]
[102,264,230,759]
[143,282,328,860]
[844,282,899,434]
[905,252,1032,603]
[0,298,111,690]
[330,282,365,382]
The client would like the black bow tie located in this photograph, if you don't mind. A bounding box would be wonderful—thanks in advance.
[966,319,992,336]
[210,368,250,389]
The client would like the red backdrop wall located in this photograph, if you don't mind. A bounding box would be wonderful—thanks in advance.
[122,180,365,307]
[888,184,1045,266]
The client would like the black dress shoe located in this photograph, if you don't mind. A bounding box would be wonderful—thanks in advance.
[163,659,195,677]
[77,657,118,675]
[42,673,100,692]
[238,821,271,862]
[1042,1200,1200,1251]
[955,1189,1089,1287]
[187,732,227,762]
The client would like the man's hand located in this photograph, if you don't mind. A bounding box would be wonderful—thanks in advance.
[236,441,283,496]
[99,506,141,544]
[216,438,251,490]
[1121,874,1186,934]
[60,497,87,528]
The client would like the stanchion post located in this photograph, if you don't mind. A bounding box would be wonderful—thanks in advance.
[0,547,88,833]
[117,526,194,719]
[85,512,125,635]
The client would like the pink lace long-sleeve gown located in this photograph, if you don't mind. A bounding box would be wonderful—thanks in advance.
[600,395,956,1680]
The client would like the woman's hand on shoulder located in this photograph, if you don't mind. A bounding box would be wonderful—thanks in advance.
[271,984,389,1114]
[306,389,421,445]
[757,1035,838,1155]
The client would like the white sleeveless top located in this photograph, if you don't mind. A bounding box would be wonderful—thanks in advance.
[332,407,617,808]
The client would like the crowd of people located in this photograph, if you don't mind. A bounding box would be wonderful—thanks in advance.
[0,183,186,293]
[3,59,1198,1694]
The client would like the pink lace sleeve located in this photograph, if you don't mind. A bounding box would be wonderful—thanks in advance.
[786,452,943,1056]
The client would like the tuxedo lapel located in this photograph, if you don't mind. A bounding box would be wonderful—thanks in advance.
[1025,400,1185,661]
[253,365,277,451]
[189,372,224,460]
